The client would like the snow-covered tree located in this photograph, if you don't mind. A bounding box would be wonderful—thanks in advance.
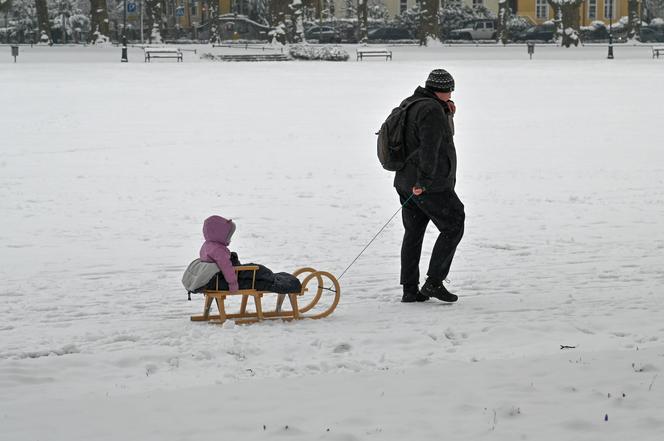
[506,13,531,34]
[368,1,388,21]
[89,0,109,43]
[644,0,664,19]
[1,0,10,42]
[144,0,165,43]
[253,0,269,25]
[7,0,36,42]
[269,0,290,40]
[627,0,641,39]
[438,4,493,40]
[49,0,84,43]
[418,0,439,45]
[268,20,287,43]
[357,0,367,42]
[396,4,420,37]
[344,0,356,18]
[290,0,304,42]
[496,0,508,43]
[209,3,219,43]
[35,0,52,42]
[68,11,88,41]
[547,0,581,47]
[1,0,11,14]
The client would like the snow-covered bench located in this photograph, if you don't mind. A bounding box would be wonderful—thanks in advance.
[356,47,392,61]
[144,47,183,62]
[653,47,664,59]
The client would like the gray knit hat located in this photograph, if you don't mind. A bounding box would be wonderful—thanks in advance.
[425,69,455,93]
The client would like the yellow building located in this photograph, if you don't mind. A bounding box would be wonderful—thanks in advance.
[519,0,632,26]
[172,0,232,30]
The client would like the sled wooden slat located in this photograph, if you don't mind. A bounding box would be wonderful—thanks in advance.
[190,266,341,326]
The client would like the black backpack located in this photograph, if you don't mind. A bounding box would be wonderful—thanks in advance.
[376,98,430,171]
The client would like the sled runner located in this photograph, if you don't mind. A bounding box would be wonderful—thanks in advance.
[190,266,341,325]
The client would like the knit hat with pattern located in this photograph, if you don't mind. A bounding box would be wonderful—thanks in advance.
[425,69,455,93]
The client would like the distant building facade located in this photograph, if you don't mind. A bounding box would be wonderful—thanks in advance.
[169,0,636,33]
[517,0,633,25]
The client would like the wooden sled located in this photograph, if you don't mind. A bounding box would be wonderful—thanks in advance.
[190,266,341,325]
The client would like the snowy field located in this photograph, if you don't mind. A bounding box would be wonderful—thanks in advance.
[1,44,663,440]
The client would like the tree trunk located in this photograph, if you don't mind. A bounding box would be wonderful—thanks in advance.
[144,0,167,43]
[627,0,641,40]
[268,0,290,42]
[89,0,110,43]
[419,0,440,46]
[290,0,304,42]
[497,0,509,44]
[35,0,52,43]
[547,0,582,48]
[357,0,367,43]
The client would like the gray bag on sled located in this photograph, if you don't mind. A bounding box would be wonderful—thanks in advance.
[182,258,219,297]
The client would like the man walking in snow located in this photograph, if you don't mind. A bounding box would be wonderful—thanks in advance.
[395,69,465,303]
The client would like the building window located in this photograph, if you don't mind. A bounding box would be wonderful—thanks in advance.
[588,0,596,19]
[472,0,484,8]
[604,0,615,19]
[400,0,407,14]
[191,1,197,16]
[536,0,548,19]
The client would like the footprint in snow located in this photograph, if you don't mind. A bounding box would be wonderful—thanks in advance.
[333,343,352,353]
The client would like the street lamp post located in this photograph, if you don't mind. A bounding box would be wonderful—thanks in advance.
[607,2,614,59]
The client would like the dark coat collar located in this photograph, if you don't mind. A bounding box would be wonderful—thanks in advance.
[413,86,449,112]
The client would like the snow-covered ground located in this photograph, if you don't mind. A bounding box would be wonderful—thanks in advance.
[1,44,663,440]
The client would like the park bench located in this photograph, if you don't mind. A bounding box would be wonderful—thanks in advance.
[190,266,341,325]
[652,46,664,59]
[356,47,392,61]
[144,47,183,62]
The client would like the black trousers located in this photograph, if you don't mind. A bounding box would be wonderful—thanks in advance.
[397,188,465,287]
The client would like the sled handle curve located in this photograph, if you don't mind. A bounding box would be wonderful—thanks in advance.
[298,271,341,319]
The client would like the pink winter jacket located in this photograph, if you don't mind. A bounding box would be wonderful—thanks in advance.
[199,215,239,292]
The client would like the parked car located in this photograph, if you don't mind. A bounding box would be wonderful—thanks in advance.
[367,27,413,41]
[580,23,609,41]
[448,20,496,40]
[304,26,341,43]
[640,27,664,43]
[513,23,557,42]
[217,14,271,41]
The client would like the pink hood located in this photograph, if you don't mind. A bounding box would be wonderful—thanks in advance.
[202,215,236,245]
[199,215,238,291]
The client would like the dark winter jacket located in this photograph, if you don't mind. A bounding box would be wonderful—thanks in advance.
[393,86,457,193]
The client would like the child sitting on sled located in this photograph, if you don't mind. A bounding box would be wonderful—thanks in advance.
[199,215,240,292]
[185,215,301,295]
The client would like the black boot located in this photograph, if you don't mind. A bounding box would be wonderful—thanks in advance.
[421,278,458,303]
[401,285,429,303]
